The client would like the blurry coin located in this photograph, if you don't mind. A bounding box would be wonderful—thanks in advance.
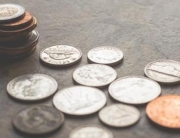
[99,104,140,127]
[0,11,33,30]
[40,45,82,67]
[73,64,117,87]
[53,86,106,115]
[109,76,161,104]
[7,74,58,101]
[145,59,180,83]
[146,95,180,128]
[13,105,64,134]
[88,46,123,65]
[0,4,25,23]
[69,125,113,138]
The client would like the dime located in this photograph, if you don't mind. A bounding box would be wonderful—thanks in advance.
[40,45,82,67]
[73,64,117,87]
[13,105,64,134]
[99,104,140,127]
[109,76,161,104]
[88,46,123,65]
[53,86,106,115]
[69,125,113,138]
[144,59,180,83]
[7,74,58,101]
[0,4,25,23]
[146,95,180,128]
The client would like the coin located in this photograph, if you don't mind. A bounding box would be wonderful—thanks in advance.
[0,4,25,23]
[53,86,107,115]
[40,45,82,67]
[144,59,180,83]
[73,64,117,87]
[69,125,113,138]
[99,104,140,127]
[146,95,180,128]
[7,74,58,101]
[109,76,161,104]
[88,46,123,65]
[13,105,64,134]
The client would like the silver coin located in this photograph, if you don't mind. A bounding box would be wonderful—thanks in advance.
[73,64,117,87]
[88,46,123,65]
[40,45,82,67]
[99,104,140,127]
[144,59,180,83]
[109,76,161,104]
[69,125,113,138]
[7,74,58,101]
[0,4,25,22]
[53,86,107,115]
[13,105,64,135]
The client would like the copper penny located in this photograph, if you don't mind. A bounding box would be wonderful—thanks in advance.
[146,95,180,128]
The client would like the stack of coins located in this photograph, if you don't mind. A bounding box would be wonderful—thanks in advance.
[0,4,39,60]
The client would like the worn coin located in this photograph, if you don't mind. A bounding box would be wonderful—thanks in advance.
[109,76,161,104]
[7,74,58,101]
[13,105,64,134]
[0,4,25,23]
[73,64,117,87]
[69,125,113,138]
[53,86,107,115]
[144,59,180,83]
[88,46,123,65]
[99,104,140,127]
[146,95,180,128]
[40,45,82,67]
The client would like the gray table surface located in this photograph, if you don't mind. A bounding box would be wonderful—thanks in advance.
[1,0,180,138]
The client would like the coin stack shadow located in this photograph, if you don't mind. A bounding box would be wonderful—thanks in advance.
[0,6,39,60]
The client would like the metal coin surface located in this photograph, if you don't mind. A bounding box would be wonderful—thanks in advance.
[69,125,113,138]
[88,46,123,65]
[40,45,82,67]
[73,64,117,87]
[7,74,58,101]
[13,105,64,134]
[53,86,107,115]
[99,104,140,127]
[0,4,25,23]
[145,59,180,83]
[146,95,180,128]
[109,76,161,104]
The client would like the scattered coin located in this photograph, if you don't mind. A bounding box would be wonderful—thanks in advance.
[73,64,117,87]
[40,45,82,67]
[146,95,180,128]
[88,46,123,65]
[13,105,64,134]
[69,125,113,138]
[0,4,25,23]
[7,74,58,101]
[99,104,140,127]
[53,86,107,115]
[144,59,180,83]
[109,76,161,104]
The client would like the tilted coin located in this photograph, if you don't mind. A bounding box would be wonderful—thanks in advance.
[13,105,64,134]
[109,76,161,104]
[7,74,58,101]
[69,125,113,138]
[0,4,25,23]
[88,46,123,65]
[40,45,82,67]
[99,104,140,127]
[73,64,117,87]
[53,86,107,115]
[146,95,180,128]
[144,59,180,83]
